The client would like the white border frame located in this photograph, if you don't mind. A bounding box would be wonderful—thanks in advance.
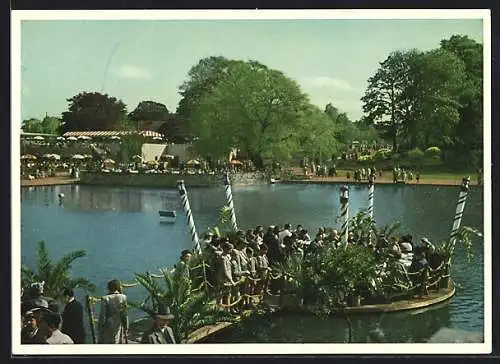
[11,9,492,355]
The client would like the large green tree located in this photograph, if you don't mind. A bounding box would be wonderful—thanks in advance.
[176,56,232,133]
[440,35,483,167]
[361,49,421,151]
[190,60,310,167]
[61,92,128,133]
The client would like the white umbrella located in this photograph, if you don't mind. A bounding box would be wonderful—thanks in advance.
[78,135,92,140]
[109,136,121,140]
[56,136,65,140]
[103,158,115,164]
[42,154,61,160]
[66,136,78,141]
[72,154,85,160]
[33,136,44,140]
[152,136,163,140]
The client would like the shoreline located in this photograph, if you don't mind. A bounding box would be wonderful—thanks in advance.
[19,175,483,188]
[281,176,483,188]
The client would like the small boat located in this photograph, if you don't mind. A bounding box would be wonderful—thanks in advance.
[158,210,176,218]
[270,178,281,184]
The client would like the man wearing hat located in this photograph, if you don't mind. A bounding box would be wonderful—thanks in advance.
[21,307,49,344]
[141,306,176,344]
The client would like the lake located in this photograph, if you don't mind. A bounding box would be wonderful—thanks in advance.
[19,182,484,342]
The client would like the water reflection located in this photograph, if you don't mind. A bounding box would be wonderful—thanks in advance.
[203,302,453,343]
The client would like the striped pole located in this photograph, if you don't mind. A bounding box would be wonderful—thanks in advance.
[340,185,349,245]
[367,172,375,219]
[449,176,471,254]
[177,180,201,254]
[223,172,238,231]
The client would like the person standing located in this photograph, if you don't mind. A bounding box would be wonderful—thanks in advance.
[141,306,176,344]
[61,288,86,344]
[39,312,74,344]
[98,279,129,344]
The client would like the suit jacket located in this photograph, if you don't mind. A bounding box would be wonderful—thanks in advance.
[61,299,86,344]
[141,326,176,344]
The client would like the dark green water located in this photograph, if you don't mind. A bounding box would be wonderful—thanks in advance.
[20,183,484,343]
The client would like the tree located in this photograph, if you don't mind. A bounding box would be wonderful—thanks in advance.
[21,118,43,133]
[402,49,466,151]
[119,134,146,162]
[41,116,62,135]
[61,92,128,133]
[176,56,232,134]
[361,50,421,152]
[440,35,483,167]
[129,101,170,122]
[190,60,310,167]
[21,241,96,300]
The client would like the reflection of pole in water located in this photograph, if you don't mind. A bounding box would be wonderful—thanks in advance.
[223,172,238,231]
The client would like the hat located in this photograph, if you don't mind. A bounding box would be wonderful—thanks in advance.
[24,306,51,317]
[155,305,174,320]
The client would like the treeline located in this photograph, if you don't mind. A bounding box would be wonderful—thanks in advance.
[21,34,482,169]
[361,35,483,168]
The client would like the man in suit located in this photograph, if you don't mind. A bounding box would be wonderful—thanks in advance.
[141,306,176,344]
[61,288,86,344]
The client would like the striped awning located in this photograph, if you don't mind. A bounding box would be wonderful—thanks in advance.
[62,130,163,138]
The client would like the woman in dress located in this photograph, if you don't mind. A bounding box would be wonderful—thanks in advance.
[98,279,129,344]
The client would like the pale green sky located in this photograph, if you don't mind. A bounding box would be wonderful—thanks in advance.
[20,18,483,123]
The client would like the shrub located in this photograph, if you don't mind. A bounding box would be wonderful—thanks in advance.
[374,148,392,160]
[425,146,441,158]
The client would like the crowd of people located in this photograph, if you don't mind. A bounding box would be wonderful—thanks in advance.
[197,223,441,308]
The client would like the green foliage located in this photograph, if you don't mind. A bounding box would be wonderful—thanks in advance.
[21,241,96,299]
[61,92,128,133]
[22,116,62,135]
[374,148,392,160]
[425,146,442,158]
[119,134,146,163]
[435,226,483,264]
[361,34,482,168]
[129,268,236,343]
[190,60,310,164]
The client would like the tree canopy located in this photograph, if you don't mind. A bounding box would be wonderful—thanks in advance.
[60,92,128,133]
[22,116,62,135]
[361,35,483,167]
[129,100,170,121]
[189,59,314,166]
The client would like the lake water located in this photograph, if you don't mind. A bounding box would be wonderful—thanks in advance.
[19,182,484,343]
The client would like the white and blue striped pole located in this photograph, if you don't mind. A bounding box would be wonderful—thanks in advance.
[367,172,375,220]
[448,176,471,255]
[223,172,238,231]
[340,185,349,245]
[177,180,201,254]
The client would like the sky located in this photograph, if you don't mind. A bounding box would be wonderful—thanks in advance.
[18,16,484,124]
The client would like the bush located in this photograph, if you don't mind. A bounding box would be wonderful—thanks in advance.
[374,148,392,160]
[357,155,373,162]
[425,146,441,158]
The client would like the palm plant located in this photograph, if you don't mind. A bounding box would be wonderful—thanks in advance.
[129,267,237,343]
[21,241,96,299]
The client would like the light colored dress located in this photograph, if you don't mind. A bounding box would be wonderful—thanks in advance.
[98,292,128,344]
